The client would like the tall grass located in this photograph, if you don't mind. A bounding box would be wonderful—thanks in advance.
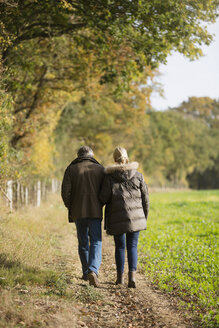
[0,195,79,327]
[0,195,66,287]
[139,190,219,327]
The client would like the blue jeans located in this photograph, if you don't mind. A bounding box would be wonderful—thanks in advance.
[114,231,140,273]
[75,218,102,276]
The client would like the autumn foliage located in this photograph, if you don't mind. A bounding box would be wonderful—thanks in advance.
[0,0,219,188]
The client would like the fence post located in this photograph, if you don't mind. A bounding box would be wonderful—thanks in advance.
[51,178,55,193]
[6,180,13,211]
[25,186,29,206]
[16,181,20,208]
[36,180,41,207]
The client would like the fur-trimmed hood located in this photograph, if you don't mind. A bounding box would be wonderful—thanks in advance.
[105,161,139,173]
[105,162,139,182]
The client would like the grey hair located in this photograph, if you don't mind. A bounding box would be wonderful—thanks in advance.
[77,146,94,158]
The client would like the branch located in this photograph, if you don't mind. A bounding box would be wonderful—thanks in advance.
[0,185,12,203]
[0,0,18,7]
[11,66,47,147]
[2,22,86,61]
[11,131,27,147]
[25,65,48,120]
[14,105,28,114]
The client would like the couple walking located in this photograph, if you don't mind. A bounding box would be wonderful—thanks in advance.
[61,146,149,288]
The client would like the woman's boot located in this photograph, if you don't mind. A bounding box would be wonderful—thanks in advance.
[116,272,124,285]
[128,271,136,288]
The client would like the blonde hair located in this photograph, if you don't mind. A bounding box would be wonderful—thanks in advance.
[113,147,129,164]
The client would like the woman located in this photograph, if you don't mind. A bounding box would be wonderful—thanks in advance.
[100,147,149,288]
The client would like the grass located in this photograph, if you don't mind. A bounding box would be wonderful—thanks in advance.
[0,253,59,288]
[0,195,80,327]
[139,190,219,328]
[0,194,106,328]
[0,289,78,328]
[0,196,64,288]
[75,285,104,303]
[1,191,218,327]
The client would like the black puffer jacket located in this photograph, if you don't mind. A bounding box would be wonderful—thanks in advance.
[99,162,149,235]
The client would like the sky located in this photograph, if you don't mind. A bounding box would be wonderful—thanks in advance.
[151,20,219,110]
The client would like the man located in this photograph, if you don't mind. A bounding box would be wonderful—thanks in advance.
[61,146,104,287]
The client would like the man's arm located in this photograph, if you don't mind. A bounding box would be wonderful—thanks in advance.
[61,166,72,209]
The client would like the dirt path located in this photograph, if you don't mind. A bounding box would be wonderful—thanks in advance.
[0,220,193,328]
[57,226,190,328]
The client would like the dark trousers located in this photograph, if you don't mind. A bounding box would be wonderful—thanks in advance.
[114,231,140,273]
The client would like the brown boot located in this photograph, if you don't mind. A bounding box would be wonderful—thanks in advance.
[116,272,124,285]
[128,271,136,288]
[88,271,99,288]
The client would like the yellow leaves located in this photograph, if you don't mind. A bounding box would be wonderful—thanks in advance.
[61,0,72,9]
[31,130,55,177]
[164,148,174,164]
[45,72,56,80]
[95,133,113,153]
[13,170,21,180]
[15,102,62,177]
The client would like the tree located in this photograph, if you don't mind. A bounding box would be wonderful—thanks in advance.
[0,90,22,183]
[54,66,154,175]
[130,108,218,187]
[1,0,218,66]
[0,1,218,186]
[173,97,219,188]
[172,97,219,129]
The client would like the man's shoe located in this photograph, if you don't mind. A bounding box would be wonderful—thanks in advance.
[88,271,99,287]
[128,271,136,288]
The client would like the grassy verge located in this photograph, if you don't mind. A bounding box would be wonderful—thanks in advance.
[0,195,82,327]
[0,195,64,288]
[139,190,219,327]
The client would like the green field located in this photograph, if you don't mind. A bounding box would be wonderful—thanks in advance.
[139,190,219,327]
[0,191,218,327]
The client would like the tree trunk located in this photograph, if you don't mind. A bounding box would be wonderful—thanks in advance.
[21,185,24,205]
[16,181,20,208]
[36,181,41,207]
[42,181,46,201]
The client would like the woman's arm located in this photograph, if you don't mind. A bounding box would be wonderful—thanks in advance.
[99,175,112,205]
[140,174,149,219]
